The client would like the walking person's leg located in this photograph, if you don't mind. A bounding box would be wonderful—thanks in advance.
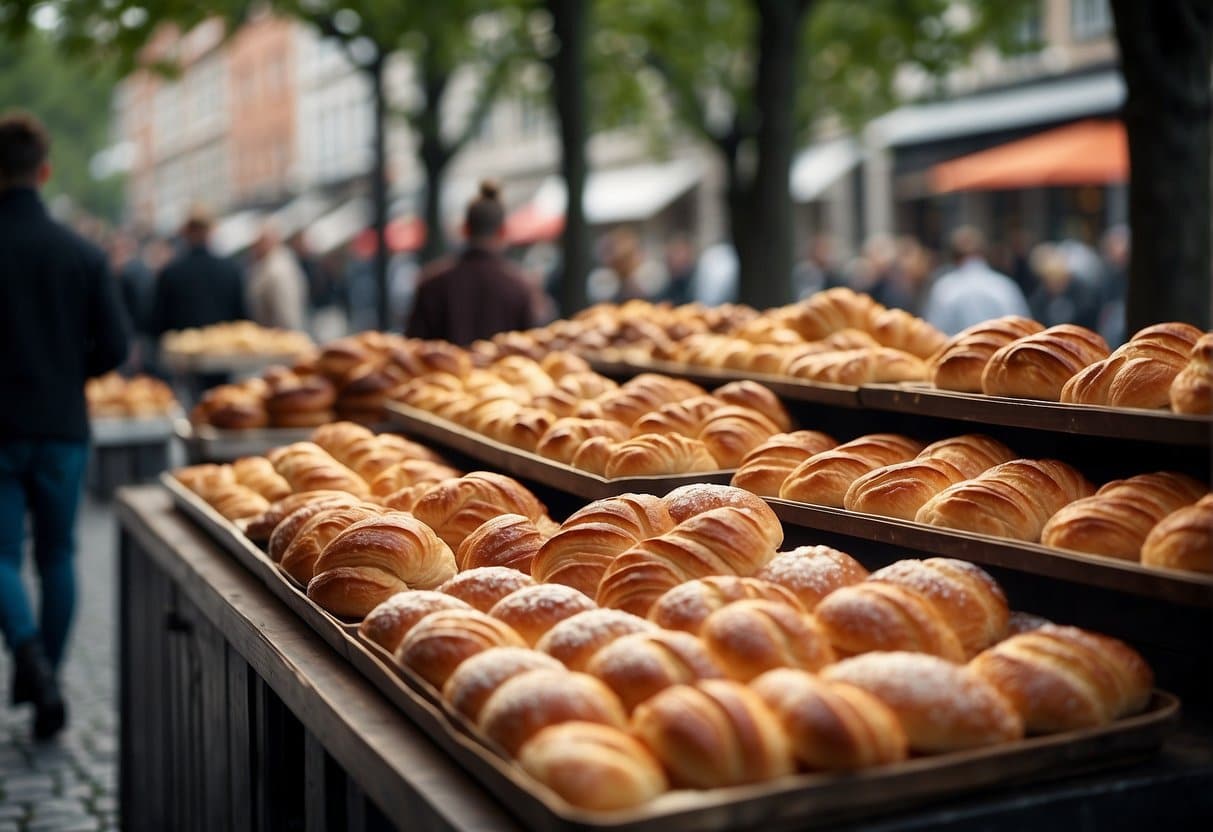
[0,442,38,671]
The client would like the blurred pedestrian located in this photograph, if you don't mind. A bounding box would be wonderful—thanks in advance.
[110,231,158,375]
[1028,243,1101,331]
[151,204,247,335]
[246,221,308,332]
[874,235,932,313]
[0,112,129,740]
[922,226,1030,335]
[1098,225,1130,346]
[407,180,537,345]
[587,228,668,304]
[691,242,739,306]
[793,235,843,299]
[661,234,697,305]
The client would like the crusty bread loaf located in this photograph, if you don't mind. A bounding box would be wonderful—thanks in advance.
[442,647,565,722]
[585,630,723,713]
[604,433,720,478]
[455,513,549,574]
[1169,332,1213,414]
[753,545,869,610]
[411,472,546,550]
[930,316,1045,392]
[814,582,966,662]
[437,566,536,612]
[536,609,657,671]
[1060,322,1202,408]
[488,584,597,646]
[981,324,1110,401]
[1140,494,1213,572]
[518,722,668,811]
[731,430,839,497]
[701,599,835,681]
[396,608,527,689]
[478,669,628,756]
[358,590,473,653]
[823,652,1024,753]
[751,668,908,770]
[779,434,925,507]
[647,575,803,634]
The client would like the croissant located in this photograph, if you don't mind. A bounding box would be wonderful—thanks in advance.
[662,483,782,537]
[491,407,557,453]
[247,490,358,543]
[1060,322,1202,408]
[536,609,657,671]
[753,545,869,610]
[786,348,928,386]
[930,316,1045,392]
[1140,494,1213,572]
[568,435,616,476]
[369,459,461,498]
[396,608,527,689]
[731,431,839,497]
[488,584,598,645]
[535,418,630,465]
[442,646,565,722]
[437,566,536,612]
[814,582,966,661]
[789,287,879,341]
[916,459,1095,542]
[1041,471,1207,560]
[539,351,592,379]
[559,370,618,399]
[265,495,363,562]
[307,513,458,618]
[751,668,908,770]
[532,493,674,596]
[779,433,925,507]
[646,575,803,635]
[358,590,473,653]
[868,558,1009,657]
[630,396,722,437]
[207,484,272,521]
[478,669,628,756]
[1169,332,1213,414]
[455,513,549,574]
[631,679,795,788]
[823,652,1024,753]
[269,442,371,498]
[411,472,547,550]
[712,380,792,431]
[518,722,668,811]
[279,504,384,585]
[335,436,408,482]
[969,624,1153,733]
[598,378,695,426]
[231,456,292,501]
[700,600,835,681]
[585,630,723,713]
[696,406,782,468]
[869,307,947,359]
[603,433,720,478]
[981,324,1110,401]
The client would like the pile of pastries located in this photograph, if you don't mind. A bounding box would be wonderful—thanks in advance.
[731,429,1211,573]
[161,320,314,359]
[85,373,177,419]
[394,351,793,475]
[176,465,1156,812]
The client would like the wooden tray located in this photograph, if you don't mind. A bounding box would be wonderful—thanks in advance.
[386,402,736,500]
[766,498,1213,607]
[860,383,1213,446]
[587,357,862,407]
[162,474,1181,832]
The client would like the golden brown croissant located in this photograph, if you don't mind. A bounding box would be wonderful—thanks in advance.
[712,380,792,431]
[442,646,564,722]
[1140,494,1213,572]
[789,287,879,341]
[358,590,473,653]
[455,513,549,574]
[751,668,908,770]
[814,582,966,661]
[730,430,839,497]
[603,433,720,478]
[785,348,928,386]
[411,472,547,550]
[535,418,629,464]
[779,433,925,507]
[696,406,782,468]
[630,679,794,788]
[981,324,1110,401]
[753,545,869,611]
[869,307,948,359]
[916,459,1095,542]
[1169,332,1213,414]
[437,566,536,612]
[396,608,528,689]
[662,483,782,536]
[868,558,1009,657]
[269,442,371,497]
[1060,322,1202,408]
[478,669,628,756]
[309,421,376,460]
[630,395,722,437]
[279,504,383,585]
[1041,472,1207,560]
[247,489,358,543]
[823,652,1024,753]
[929,316,1045,392]
[558,369,619,400]
[700,599,835,681]
[307,513,458,618]
[598,375,702,425]
[369,459,461,498]
[264,495,363,561]
[536,609,657,671]
[646,575,803,634]
[539,351,592,379]
[532,493,674,596]
[969,624,1153,734]
[518,722,668,811]
[231,456,292,501]
[488,584,598,646]
[568,435,616,475]
[585,630,722,713]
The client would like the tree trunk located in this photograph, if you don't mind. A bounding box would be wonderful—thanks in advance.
[549,0,590,316]
[1111,0,1212,332]
[735,0,812,310]
[419,137,449,267]
[370,59,391,331]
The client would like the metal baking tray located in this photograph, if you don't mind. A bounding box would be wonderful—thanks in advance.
[174,419,319,463]
[91,414,177,447]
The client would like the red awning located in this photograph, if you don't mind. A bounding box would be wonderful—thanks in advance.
[351,216,427,257]
[503,203,564,246]
[930,119,1128,193]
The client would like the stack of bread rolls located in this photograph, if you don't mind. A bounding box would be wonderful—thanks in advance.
[162,320,313,359]
[86,373,178,419]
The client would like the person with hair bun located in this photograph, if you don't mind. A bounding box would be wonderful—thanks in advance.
[406,180,538,346]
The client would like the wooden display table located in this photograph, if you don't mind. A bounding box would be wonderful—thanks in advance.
[116,487,1213,831]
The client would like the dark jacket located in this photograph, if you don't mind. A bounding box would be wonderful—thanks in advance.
[406,246,536,346]
[0,187,130,440]
[152,244,247,335]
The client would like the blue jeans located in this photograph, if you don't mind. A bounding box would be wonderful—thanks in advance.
[0,440,89,670]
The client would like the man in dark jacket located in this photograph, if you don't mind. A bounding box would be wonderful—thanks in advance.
[0,112,129,740]
[407,180,536,346]
[151,204,247,336]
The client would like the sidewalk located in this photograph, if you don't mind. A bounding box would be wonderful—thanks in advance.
[0,497,119,832]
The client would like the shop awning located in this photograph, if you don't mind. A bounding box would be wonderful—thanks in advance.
[521,158,703,229]
[304,198,368,254]
[272,194,332,239]
[929,119,1127,193]
[211,210,263,256]
[503,203,564,246]
[351,216,426,257]
[791,137,862,202]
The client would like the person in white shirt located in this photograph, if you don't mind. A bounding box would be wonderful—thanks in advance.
[923,226,1031,335]
[246,222,308,332]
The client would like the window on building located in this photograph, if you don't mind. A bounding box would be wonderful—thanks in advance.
[1071,0,1112,41]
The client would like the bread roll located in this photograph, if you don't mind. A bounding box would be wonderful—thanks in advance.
[411,472,546,550]
[731,431,839,497]
[631,679,794,788]
[536,609,657,671]
[232,456,292,502]
[868,558,1009,657]
[930,316,1045,392]
[279,504,383,585]
[1140,494,1213,572]
[753,545,869,610]
[712,380,792,431]
[701,600,835,681]
[1060,322,1202,408]
[780,434,925,507]
[358,590,472,653]
[535,418,630,464]
[662,483,781,536]
[585,630,722,713]
[1169,332,1212,414]
[647,575,803,634]
[603,433,720,478]
[981,324,1110,401]
[265,495,362,561]
[814,582,965,661]
[916,459,1095,542]
[1041,472,1207,560]
[396,608,527,689]
[751,668,908,770]
[455,513,548,574]
[478,669,627,756]
[488,584,597,646]
[437,566,536,612]
[245,490,357,542]
[442,647,564,722]
[518,722,668,811]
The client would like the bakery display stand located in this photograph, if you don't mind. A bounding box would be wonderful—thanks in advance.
[88,415,176,499]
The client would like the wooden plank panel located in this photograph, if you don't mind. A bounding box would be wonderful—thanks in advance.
[226,649,254,832]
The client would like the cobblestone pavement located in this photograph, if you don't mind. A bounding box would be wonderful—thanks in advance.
[0,497,119,832]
